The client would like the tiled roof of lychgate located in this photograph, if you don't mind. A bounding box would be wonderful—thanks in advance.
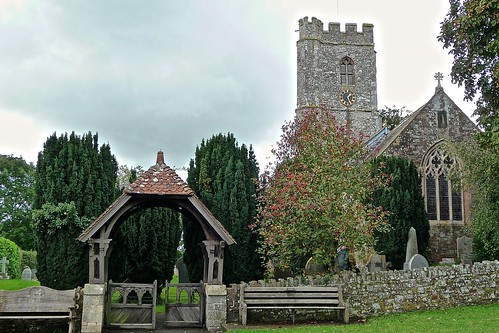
[125,150,194,196]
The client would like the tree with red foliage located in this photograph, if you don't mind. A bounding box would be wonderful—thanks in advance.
[256,109,388,274]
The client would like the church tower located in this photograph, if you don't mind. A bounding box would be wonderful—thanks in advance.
[296,17,381,137]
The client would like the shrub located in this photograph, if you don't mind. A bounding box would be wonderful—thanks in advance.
[0,237,21,279]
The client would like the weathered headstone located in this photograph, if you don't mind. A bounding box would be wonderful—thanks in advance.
[304,257,325,275]
[176,256,190,283]
[408,254,429,270]
[403,227,419,270]
[337,246,351,271]
[30,268,37,280]
[367,254,387,273]
[22,266,32,280]
[457,235,473,265]
[0,256,9,279]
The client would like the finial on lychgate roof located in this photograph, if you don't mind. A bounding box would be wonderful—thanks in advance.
[156,150,165,165]
[434,72,444,88]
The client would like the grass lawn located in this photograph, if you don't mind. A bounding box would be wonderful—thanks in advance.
[227,303,499,333]
[0,279,40,290]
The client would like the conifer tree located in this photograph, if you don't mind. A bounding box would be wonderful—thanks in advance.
[109,207,182,288]
[33,131,118,288]
[371,156,430,269]
[184,133,262,284]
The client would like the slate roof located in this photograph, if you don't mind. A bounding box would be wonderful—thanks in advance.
[125,150,194,196]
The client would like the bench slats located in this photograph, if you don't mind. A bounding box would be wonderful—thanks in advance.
[246,306,346,310]
[240,285,349,325]
[245,292,339,299]
[245,298,340,305]
[0,315,70,320]
[244,287,338,292]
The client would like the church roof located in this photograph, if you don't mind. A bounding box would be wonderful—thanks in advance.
[373,86,475,156]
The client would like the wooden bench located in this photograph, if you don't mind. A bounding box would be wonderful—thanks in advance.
[239,285,349,325]
[0,286,81,333]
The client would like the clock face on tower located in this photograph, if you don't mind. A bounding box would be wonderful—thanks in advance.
[339,88,357,107]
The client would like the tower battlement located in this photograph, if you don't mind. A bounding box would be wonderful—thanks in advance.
[298,16,374,44]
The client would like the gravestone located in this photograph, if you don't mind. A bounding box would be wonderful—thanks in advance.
[176,256,190,283]
[30,268,37,280]
[337,246,351,271]
[367,254,387,273]
[403,227,419,270]
[408,254,429,270]
[22,266,32,280]
[0,256,9,279]
[304,257,325,275]
[457,236,473,265]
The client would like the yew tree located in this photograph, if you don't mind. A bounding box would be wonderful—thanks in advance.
[257,109,388,273]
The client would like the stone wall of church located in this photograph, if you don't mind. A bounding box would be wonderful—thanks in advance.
[382,89,477,165]
[381,88,478,263]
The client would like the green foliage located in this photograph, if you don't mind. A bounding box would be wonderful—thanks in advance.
[34,131,118,217]
[371,156,430,269]
[33,131,118,289]
[378,106,409,130]
[439,0,499,150]
[0,155,36,250]
[20,250,37,270]
[452,141,499,260]
[32,202,89,289]
[185,133,262,284]
[0,237,22,279]
[109,207,182,292]
[257,109,388,274]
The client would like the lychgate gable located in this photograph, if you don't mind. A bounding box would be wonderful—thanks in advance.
[77,150,235,285]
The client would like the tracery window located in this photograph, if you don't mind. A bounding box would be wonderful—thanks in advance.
[340,57,354,85]
[423,145,463,221]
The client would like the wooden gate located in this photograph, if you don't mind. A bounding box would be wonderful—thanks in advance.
[106,280,157,330]
[165,282,204,327]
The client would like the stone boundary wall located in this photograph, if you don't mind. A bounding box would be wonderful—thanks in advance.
[226,261,499,322]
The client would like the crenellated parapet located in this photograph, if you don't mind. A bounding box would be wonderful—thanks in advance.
[298,16,374,44]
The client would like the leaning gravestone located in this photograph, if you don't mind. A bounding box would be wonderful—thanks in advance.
[367,254,387,273]
[22,266,32,280]
[457,235,473,265]
[403,227,419,271]
[304,257,325,275]
[408,254,429,270]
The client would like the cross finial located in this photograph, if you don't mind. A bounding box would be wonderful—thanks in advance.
[1,256,9,274]
[434,72,444,87]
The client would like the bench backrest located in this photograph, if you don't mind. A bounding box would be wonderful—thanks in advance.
[242,286,344,306]
[0,286,75,313]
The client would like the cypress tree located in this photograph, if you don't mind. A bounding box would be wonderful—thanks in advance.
[109,207,182,291]
[184,133,262,284]
[371,156,430,269]
[33,131,118,288]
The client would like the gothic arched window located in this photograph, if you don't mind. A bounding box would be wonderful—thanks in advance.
[340,57,354,85]
[422,145,463,221]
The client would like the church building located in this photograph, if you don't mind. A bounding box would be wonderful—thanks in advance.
[296,17,478,263]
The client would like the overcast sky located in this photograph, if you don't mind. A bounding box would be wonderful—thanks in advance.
[0,0,475,171]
